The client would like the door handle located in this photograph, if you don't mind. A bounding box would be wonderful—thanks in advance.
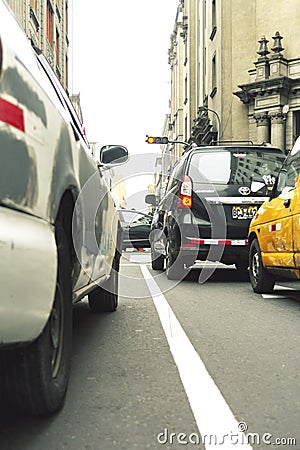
[283,198,291,208]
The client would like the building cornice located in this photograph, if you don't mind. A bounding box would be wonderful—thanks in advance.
[234,76,300,104]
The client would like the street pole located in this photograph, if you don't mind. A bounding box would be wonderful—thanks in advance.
[199,106,221,141]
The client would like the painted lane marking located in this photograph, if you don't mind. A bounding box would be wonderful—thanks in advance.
[262,284,297,299]
[140,264,252,449]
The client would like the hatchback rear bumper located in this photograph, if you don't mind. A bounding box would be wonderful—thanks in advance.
[179,240,249,266]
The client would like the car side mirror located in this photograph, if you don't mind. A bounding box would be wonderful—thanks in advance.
[99,145,128,166]
[145,194,157,206]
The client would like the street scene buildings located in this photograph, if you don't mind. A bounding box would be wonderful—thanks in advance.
[162,0,300,182]
[6,0,300,199]
[6,0,69,90]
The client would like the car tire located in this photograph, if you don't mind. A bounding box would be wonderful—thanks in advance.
[249,238,275,293]
[152,252,165,270]
[0,222,73,416]
[165,237,187,280]
[88,251,120,312]
[151,240,165,270]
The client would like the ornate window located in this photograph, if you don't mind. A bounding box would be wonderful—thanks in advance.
[46,1,53,45]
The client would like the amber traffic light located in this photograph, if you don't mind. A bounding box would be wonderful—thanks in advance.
[145,135,169,144]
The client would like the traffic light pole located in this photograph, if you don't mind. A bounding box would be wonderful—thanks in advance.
[168,139,190,146]
[145,135,190,147]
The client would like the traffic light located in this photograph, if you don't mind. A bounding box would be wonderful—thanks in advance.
[145,135,169,144]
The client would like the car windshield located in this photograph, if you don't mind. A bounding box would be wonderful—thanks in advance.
[188,149,285,185]
[118,210,151,225]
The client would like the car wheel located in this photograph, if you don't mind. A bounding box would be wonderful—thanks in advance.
[0,223,72,416]
[150,229,165,270]
[165,237,186,280]
[88,251,120,312]
[151,241,164,270]
[151,249,164,270]
[249,238,275,293]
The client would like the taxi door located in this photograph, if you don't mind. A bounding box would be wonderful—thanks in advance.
[292,176,300,267]
[259,184,295,268]
[261,147,300,268]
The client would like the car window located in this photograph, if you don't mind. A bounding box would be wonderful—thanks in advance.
[166,161,184,191]
[189,152,230,183]
[118,211,151,225]
[188,150,285,185]
[276,152,300,194]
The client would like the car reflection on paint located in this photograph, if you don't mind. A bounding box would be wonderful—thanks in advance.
[118,209,152,251]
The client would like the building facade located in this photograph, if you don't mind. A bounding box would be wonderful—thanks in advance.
[6,0,69,91]
[164,0,300,170]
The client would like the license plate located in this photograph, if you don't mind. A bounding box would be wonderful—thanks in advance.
[232,205,258,220]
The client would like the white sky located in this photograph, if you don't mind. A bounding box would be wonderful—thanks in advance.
[69,0,179,153]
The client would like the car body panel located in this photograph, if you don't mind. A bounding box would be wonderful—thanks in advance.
[248,138,300,281]
[0,1,128,345]
[0,207,57,344]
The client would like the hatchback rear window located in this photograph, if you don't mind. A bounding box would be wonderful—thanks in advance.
[188,149,285,185]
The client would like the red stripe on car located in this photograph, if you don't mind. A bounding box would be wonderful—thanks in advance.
[0,97,25,132]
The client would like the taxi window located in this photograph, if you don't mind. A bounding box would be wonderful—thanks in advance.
[278,153,300,193]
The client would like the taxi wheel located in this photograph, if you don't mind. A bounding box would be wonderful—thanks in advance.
[0,223,72,416]
[249,239,275,293]
[88,251,120,312]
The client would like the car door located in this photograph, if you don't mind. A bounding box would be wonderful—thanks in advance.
[259,155,300,268]
[292,178,300,268]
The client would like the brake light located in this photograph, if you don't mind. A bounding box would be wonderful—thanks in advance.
[179,175,192,208]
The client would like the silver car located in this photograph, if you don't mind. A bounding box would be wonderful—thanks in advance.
[0,0,128,415]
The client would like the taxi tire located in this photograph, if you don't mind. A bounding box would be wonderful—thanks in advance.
[88,251,120,312]
[249,238,275,293]
[0,223,73,416]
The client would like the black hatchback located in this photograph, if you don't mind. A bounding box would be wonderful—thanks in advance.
[146,144,285,280]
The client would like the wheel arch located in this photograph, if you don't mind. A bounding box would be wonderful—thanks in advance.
[55,189,80,287]
[248,231,258,246]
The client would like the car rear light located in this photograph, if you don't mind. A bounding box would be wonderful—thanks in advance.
[179,175,192,208]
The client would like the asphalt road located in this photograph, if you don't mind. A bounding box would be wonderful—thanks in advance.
[0,251,299,450]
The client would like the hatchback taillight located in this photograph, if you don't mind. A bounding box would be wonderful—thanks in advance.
[179,175,192,208]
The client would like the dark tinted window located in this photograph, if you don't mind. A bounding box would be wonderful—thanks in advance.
[277,148,300,193]
[188,149,285,185]
[166,160,184,191]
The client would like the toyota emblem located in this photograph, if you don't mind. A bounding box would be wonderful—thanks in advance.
[239,186,251,195]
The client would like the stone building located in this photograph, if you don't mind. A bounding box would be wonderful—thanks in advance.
[165,0,300,165]
[6,0,69,91]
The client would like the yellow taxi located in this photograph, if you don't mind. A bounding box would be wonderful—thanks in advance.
[248,137,300,293]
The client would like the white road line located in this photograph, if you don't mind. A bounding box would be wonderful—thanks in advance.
[262,284,297,299]
[140,264,252,449]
